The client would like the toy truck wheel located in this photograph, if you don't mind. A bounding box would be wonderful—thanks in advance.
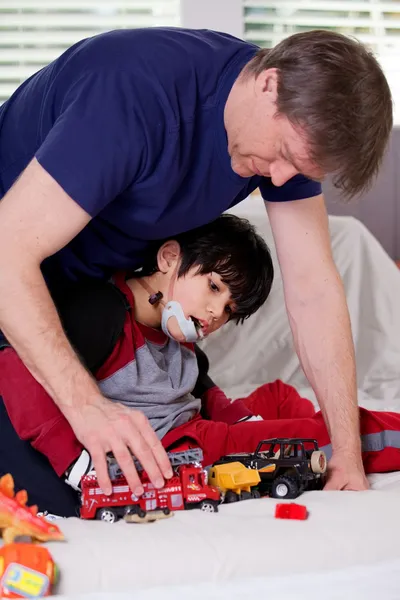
[239,491,252,501]
[225,491,239,503]
[251,490,261,499]
[126,506,146,519]
[310,451,327,474]
[96,508,119,523]
[200,500,219,513]
[163,508,171,516]
[271,476,299,499]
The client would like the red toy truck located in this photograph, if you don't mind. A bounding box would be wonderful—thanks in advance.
[80,448,221,522]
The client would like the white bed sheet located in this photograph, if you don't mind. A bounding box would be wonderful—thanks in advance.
[48,481,400,598]
[53,558,400,600]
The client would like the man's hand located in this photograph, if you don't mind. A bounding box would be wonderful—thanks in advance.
[65,398,173,496]
[324,451,369,491]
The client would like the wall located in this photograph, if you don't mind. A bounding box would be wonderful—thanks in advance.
[323,128,399,260]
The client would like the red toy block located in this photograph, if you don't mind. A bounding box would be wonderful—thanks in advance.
[275,502,308,520]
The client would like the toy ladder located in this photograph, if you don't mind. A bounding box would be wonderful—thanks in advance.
[108,447,204,479]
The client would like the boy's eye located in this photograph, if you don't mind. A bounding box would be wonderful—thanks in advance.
[209,280,219,292]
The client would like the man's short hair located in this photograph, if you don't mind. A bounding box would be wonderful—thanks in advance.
[137,214,274,323]
[244,30,393,198]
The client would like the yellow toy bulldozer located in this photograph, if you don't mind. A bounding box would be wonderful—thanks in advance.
[208,462,261,503]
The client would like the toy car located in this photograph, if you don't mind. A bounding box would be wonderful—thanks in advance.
[124,508,174,524]
[0,543,58,598]
[212,438,327,499]
[208,461,261,502]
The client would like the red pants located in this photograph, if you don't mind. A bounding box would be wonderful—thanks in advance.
[2,348,400,475]
[163,381,400,472]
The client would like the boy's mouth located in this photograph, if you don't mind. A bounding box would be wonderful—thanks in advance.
[190,316,208,338]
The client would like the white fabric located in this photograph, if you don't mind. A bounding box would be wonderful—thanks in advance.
[17,195,400,598]
[48,483,400,598]
[52,558,400,600]
[65,450,92,491]
[201,194,400,409]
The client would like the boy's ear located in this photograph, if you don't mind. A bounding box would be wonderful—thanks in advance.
[157,240,181,273]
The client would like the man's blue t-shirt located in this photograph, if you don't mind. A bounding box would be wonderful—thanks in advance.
[0,27,321,286]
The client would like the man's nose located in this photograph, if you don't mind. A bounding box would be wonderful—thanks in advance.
[270,161,299,187]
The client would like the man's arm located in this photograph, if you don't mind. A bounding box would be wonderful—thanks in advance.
[0,158,172,494]
[265,193,368,490]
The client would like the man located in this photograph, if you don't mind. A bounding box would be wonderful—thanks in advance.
[0,27,392,496]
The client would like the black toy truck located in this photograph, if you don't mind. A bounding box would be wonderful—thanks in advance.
[212,438,327,499]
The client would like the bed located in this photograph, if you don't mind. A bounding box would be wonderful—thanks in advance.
[4,194,400,599]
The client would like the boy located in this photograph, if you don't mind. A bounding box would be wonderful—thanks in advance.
[1,215,400,517]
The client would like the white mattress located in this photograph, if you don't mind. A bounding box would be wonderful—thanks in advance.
[50,479,400,598]
[9,195,400,598]
[53,559,400,600]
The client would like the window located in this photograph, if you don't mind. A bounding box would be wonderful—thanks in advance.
[243,1,400,123]
[0,0,181,104]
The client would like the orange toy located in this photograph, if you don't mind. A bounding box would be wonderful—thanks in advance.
[0,475,64,544]
[0,543,58,598]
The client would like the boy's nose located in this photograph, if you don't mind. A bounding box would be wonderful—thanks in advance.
[208,302,225,321]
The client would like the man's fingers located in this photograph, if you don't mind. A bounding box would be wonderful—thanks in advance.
[111,441,144,495]
[323,478,341,491]
[323,462,370,491]
[133,413,173,479]
[151,441,173,480]
[75,404,173,495]
[323,464,345,490]
[90,445,112,495]
[126,435,165,490]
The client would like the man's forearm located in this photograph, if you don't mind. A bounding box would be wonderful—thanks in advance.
[286,270,361,456]
[0,260,100,415]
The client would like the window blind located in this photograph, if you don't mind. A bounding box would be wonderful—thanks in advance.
[0,0,181,103]
[243,0,400,123]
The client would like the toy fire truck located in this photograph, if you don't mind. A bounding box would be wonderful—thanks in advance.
[80,448,221,523]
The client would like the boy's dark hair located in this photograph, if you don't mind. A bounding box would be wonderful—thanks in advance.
[138,214,274,324]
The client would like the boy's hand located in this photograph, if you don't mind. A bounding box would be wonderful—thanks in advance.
[65,397,173,495]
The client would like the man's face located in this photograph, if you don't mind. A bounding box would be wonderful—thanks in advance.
[226,69,324,186]
[165,269,235,343]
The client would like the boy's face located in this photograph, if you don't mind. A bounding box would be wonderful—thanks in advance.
[166,267,235,343]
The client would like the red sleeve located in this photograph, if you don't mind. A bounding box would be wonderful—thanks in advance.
[0,348,82,476]
[202,385,254,424]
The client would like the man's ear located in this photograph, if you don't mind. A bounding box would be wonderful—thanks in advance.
[256,67,278,103]
[157,240,181,274]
